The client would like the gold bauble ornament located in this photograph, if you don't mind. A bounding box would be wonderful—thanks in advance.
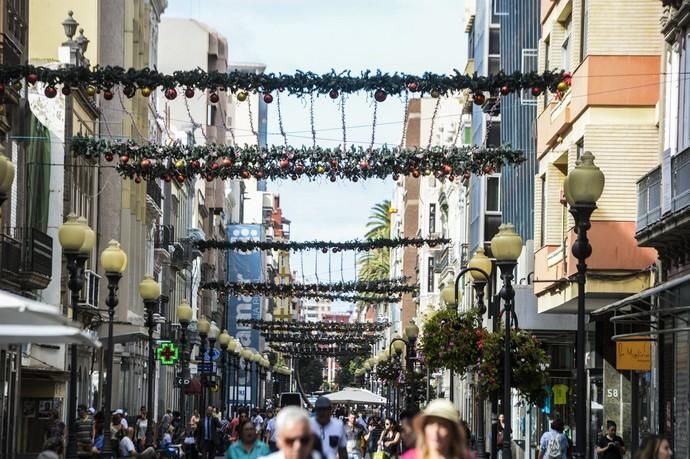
[237,91,248,102]
[141,87,152,97]
[175,159,185,170]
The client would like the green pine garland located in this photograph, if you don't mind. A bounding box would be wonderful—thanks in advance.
[195,237,449,252]
[237,319,389,333]
[201,279,416,296]
[72,136,523,182]
[0,64,566,97]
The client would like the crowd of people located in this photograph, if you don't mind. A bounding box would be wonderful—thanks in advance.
[37,398,673,459]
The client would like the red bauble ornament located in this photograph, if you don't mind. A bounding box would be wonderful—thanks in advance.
[321,248,328,254]
[255,171,265,179]
[448,175,455,182]
[473,93,486,105]
[26,73,38,85]
[329,175,337,182]
[185,88,195,98]
[263,93,273,104]
[123,86,136,98]
[134,176,142,184]
[104,153,114,162]
[141,159,152,170]
[176,175,186,183]
[359,160,369,171]
[412,169,420,178]
[374,89,387,102]
[209,92,220,103]
[500,85,510,96]
[279,159,289,169]
[291,174,298,181]
[206,174,214,182]
[441,164,453,175]
[190,160,200,170]
[531,87,543,97]
[407,82,418,92]
[211,162,220,171]
[103,90,114,100]
[330,159,338,168]
[241,170,250,179]
[62,86,72,96]
[163,175,172,183]
[221,157,233,168]
[119,155,129,163]
[392,174,400,181]
[0,83,5,94]
[165,88,177,100]
[44,86,57,98]
[352,176,359,183]
[294,164,304,174]
[329,89,339,99]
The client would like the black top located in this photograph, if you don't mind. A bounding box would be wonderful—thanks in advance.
[596,434,624,459]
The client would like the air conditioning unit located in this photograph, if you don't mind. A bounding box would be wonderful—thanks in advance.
[79,270,102,310]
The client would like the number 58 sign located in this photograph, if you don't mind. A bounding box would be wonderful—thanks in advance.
[607,388,619,398]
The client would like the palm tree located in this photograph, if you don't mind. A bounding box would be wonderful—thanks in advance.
[356,200,393,315]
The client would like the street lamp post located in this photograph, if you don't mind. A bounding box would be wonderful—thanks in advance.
[58,214,95,459]
[564,152,605,459]
[139,275,161,448]
[197,317,211,415]
[99,240,127,459]
[240,348,252,407]
[440,247,493,459]
[218,329,231,416]
[177,300,193,420]
[491,224,523,459]
[0,154,15,207]
[207,321,220,409]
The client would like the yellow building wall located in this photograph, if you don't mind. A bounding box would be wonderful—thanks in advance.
[586,0,663,56]
[28,0,99,63]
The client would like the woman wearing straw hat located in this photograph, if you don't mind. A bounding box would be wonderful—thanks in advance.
[401,399,468,459]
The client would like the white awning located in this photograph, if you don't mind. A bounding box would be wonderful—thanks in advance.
[325,387,387,405]
[0,289,101,347]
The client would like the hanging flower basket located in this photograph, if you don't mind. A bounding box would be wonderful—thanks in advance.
[477,327,550,406]
[375,358,402,382]
[420,308,484,375]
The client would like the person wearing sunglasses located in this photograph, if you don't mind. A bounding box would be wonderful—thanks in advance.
[262,406,321,459]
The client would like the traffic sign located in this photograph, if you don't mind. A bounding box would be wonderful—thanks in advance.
[204,348,221,362]
[198,362,217,374]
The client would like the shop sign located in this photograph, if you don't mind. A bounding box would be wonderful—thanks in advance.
[616,340,651,370]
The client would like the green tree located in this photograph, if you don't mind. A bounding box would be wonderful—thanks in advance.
[296,358,324,393]
[334,356,365,389]
[357,200,393,314]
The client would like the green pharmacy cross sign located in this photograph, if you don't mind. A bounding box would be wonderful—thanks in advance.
[156,341,179,365]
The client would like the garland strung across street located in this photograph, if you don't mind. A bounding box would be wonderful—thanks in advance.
[260,333,379,345]
[268,343,372,358]
[195,237,450,252]
[308,292,402,304]
[237,319,389,333]
[0,64,567,98]
[71,137,524,182]
[200,279,416,296]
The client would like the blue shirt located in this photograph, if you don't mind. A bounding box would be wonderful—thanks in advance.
[539,429,568,459]
[225,440,270,459]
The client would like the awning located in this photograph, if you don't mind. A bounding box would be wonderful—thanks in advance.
[590,272,690,341]
[0,289,101,347]
[324,387,387,405]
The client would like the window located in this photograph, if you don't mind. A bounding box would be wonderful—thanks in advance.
[467,26,475,60]
[427,257,435,292]
[540,175,546,247]
[680,29,690,153]
[489,28,501,55]
[576,137,584,160]
[486,177,500,212]
[561,14,572,72]
[543,37,551,108]
[207,104,217,126]
[491,0,508,25]
[486,121,501,148]
[521,49,539,106]
[429,203,436,234]
[580,0,588,61]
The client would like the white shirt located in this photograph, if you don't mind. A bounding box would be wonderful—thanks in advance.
[266,417,278,442]
[119,435,136,457]
[253,415,265,433]
[121,417,129,429]
[310,417,347,459]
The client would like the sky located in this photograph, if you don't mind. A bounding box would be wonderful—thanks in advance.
[163,0,467,302]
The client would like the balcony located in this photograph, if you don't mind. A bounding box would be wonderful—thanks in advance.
[146,180,163,219]
[636,166,661,230]
[636,148,690,268]
[0,227,52,291]
[153,224,174,267]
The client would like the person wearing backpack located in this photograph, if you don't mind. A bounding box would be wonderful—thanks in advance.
[538,419,568,459]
